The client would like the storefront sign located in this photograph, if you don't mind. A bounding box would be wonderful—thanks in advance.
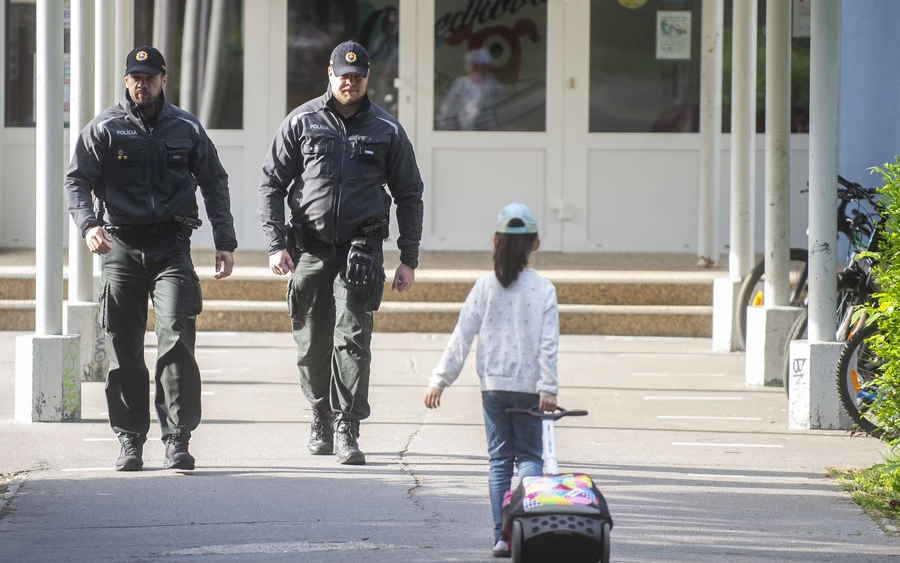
[656,11,691,60]
[793,0,811,38]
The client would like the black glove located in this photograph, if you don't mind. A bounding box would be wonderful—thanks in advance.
[346,238,378,296]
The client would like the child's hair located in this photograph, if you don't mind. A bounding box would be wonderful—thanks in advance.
[494,218,538,288]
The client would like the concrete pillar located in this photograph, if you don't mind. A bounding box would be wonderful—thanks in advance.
[763,0,791,307]
[66,0,107,383]
[94,0,115,296]
[712,0,758,353]
[807,0,841,343]
[745,0,791,384]
[16,1,81,423]
[745,306,803,386]
[16,335,82,422]
[697,0,724,266]
[181,0,201,114]
[114,0,134,77]
[789,0,845,430]
[35,0,65,337]
[788,340,850,429]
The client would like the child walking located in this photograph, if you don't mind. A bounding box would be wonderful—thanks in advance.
[424,202,559,558]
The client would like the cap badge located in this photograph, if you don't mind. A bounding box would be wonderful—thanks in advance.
[345,51,357,63]
[136,50,148,62]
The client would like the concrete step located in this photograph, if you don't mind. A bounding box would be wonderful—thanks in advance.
[0,299,712,336]
[0,264,722,336]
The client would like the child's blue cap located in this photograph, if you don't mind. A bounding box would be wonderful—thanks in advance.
[496,202,538,234]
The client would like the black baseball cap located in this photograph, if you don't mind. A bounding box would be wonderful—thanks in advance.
[329,41,370,77]
[124,46,167,76]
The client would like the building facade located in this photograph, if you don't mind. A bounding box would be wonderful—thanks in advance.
[1,0,823,254]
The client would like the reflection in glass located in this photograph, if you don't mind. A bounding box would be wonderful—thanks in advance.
[4,0,71,127]
[722,0,811,133]
[433,0,546,132]
[286,1,399,116]
[134,0,244,130]
[589,0,702,133]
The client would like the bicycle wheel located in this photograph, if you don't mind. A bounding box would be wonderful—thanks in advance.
[736,248,809,349]
[781,308,808,397]
[835,321,884,436]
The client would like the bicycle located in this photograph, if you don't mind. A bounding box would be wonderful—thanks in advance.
[781,180,882,396]
[735,175,876,350]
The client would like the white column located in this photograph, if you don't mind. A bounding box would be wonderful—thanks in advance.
[697,0,724,266]
[729,0,757,280]
[763,0,791,307]
[65,0,107,384]
[95,0,116,113]
[35,0,65,337]
[745,0,799,386]
[807,0,841,342]
[713,0,758,352]
[17,0,81,423]
[114,0,134,77]
[181,0,201,114]
[68,0,94,304]
[199,0,227,125]
[788,0,847,431]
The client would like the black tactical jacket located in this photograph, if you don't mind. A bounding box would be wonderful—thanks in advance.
[65,90,238,251]
[258,89,424,268]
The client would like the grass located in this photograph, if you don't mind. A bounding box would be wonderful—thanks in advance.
[829,448,900,534]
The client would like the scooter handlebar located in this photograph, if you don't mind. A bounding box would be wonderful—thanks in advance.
[505,406,589,420]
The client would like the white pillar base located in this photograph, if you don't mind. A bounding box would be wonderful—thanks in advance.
[712,277,743,352]
[745,306,803,386]
[788,340,851,430]
[15,334,82,422]
[64,301,108,382]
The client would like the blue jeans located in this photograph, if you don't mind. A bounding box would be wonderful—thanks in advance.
[482,391,544,542]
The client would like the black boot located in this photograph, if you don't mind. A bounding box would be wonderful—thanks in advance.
[308,405,334,455]
[115,436,144,471]
[333,419,365,465]
[163,433,195,470]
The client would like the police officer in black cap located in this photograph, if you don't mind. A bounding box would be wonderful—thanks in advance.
[259,41,424,465]
[65,46,237,472]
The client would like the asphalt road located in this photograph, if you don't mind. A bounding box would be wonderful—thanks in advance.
[1,331,898,562]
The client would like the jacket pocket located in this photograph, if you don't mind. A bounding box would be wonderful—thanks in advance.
[349,135,390,180]
[301,141,333,178]
[166,139,193,189]
[191,270,203,316]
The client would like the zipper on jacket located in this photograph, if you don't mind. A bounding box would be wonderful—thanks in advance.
[332,117,348,245]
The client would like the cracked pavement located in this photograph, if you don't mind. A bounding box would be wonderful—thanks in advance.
[1,331,899,562]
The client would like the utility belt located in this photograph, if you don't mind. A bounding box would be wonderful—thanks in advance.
[105,215,202,238]
[286,215,389,257]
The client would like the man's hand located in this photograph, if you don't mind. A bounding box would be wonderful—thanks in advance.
[215,251,234,280]
[269,249,295,276]
[424,386,443,409]
[539,394,557,413]
[85,226,113,254]
[392,263,415,293]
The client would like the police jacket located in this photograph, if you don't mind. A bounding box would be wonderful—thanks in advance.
[65,90,238,252]
[259,89,424,268]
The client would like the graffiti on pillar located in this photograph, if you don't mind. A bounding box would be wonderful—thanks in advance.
[792,357,807,375]
[88,308,108,382]
[62,340,80,420]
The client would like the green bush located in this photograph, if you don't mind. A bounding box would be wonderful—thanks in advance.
[863,158,900,443]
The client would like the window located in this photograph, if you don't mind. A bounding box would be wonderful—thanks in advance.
[589,0,702,133]
[722,0,811,133]
[4,0,71,127]
[433,0,547,132]
[287,0,400,116]
[134,0,244,130]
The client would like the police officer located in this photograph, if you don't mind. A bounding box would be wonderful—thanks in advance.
[259,41,424,465]
[65,46,237,472]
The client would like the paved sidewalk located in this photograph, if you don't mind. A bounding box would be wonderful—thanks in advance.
[0,331,897,562]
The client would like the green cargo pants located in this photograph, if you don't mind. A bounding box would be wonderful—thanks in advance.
[100,230,203,443]
[287,240,384,422]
